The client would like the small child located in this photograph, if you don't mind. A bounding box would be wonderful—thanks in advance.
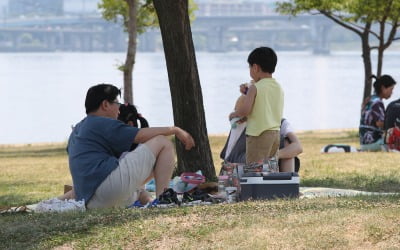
[229,47,284,164]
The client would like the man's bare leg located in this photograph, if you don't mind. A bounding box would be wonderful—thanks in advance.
[144,135,175,197]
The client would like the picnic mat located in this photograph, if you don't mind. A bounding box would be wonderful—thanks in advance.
[300,187,397,198]
[1,188,398,214]
[1,198,85,214]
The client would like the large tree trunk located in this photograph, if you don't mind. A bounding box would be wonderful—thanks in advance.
[360,23,373,104]
[123,0,137,104]
[153,0,216,180]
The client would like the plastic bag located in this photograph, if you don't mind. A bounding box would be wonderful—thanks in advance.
[173,170,205,193]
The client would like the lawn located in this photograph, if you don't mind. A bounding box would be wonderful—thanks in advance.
[1,130,400,249]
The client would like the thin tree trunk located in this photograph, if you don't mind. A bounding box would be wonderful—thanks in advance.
[361,22,373,104]
[123,0,137,104]
[153,0,216,180]
[376,20,386,77]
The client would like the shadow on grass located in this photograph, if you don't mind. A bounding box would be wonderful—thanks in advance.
[0,194,37,207]
[0,147,67,158]
[0,180,63,207]
[1,196,400,249]
[302,174,400,192]
[0,207,176,249]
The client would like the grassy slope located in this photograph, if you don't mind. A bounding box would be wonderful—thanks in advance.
[1,130,400,249]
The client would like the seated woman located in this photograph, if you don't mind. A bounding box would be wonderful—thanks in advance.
[220,94,303,172]
[359,75,396,151]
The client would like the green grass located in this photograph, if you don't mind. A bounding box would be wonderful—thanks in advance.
[1,130,400,249]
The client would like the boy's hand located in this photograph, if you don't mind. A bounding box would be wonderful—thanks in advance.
[229,111,237,120]
[237,117,247,124]
[239,83,248,95]
[175,128,195,150]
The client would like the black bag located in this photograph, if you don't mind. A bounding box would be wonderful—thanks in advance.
[384,98,400,130]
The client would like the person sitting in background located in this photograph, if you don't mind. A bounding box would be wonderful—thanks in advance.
[359,75,396,151]
[118,103,149,152]
[220,117,302,172]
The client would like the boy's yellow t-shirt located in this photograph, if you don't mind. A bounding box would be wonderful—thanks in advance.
[246,78,284,136]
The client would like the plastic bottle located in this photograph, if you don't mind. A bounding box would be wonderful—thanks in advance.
[218,175,228,193]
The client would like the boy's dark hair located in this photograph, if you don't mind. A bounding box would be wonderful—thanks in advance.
[372,74,396,95]
[118,103,149,128]
[247,47,277,73]
[85,84,121,114]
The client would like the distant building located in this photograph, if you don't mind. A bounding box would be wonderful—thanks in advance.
[64,0,100,14]
[196,0,276,16]
[8,0,64,17]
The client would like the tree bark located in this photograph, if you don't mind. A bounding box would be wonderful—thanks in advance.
[123,0,137,104]
[153,0,216,180]
[360,22,373,104]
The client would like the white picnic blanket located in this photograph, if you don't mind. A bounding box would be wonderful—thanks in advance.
[29,198,85,213]
[300,187,397,198]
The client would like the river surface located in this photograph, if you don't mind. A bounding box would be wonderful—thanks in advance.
[1,50,400,144]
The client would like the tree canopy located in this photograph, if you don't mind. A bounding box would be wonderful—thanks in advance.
[98,0,158,34]
[276,0,400,103]
[98,0,197,104]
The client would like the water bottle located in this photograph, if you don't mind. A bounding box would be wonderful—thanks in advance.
[262,160,270,172]
[269,157,279,172]
[218,175,228,193]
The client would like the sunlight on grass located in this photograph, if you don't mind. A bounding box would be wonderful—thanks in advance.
[1,130,400,249]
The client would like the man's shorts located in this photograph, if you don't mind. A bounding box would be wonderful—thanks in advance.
[87,144,156,209]
[246,130,280,164]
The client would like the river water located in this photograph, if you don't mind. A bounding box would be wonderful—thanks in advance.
[1,50,400,144]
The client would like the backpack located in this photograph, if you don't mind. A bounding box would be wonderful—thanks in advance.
[321,144,357,153]
[384,98,400,130]
[386,126,400,151]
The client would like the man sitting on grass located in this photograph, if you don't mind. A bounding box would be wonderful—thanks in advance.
[67,83,195,208]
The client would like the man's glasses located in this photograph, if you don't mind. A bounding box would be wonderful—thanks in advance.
[110,101,122,106]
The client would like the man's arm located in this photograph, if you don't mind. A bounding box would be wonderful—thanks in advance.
[278,132,303,159]
[134,127,195,150]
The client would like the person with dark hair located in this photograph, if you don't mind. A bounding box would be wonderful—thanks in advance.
[360,75,396,151]
[118,103,149,152]
[229,47,284,164]
[58,102,150,202]
[222,87,301,172]
[118,103,149,128]
[67,83,195,209]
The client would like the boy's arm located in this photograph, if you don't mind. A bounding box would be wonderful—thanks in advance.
[229,84,256,119]
[134,127,195,150]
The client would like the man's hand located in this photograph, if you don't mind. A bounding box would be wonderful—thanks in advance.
[175,127,195,150]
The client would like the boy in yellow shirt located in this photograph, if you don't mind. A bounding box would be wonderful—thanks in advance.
[229,47,284,164]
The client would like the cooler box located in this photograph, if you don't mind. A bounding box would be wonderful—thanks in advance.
[239,172,300,200]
